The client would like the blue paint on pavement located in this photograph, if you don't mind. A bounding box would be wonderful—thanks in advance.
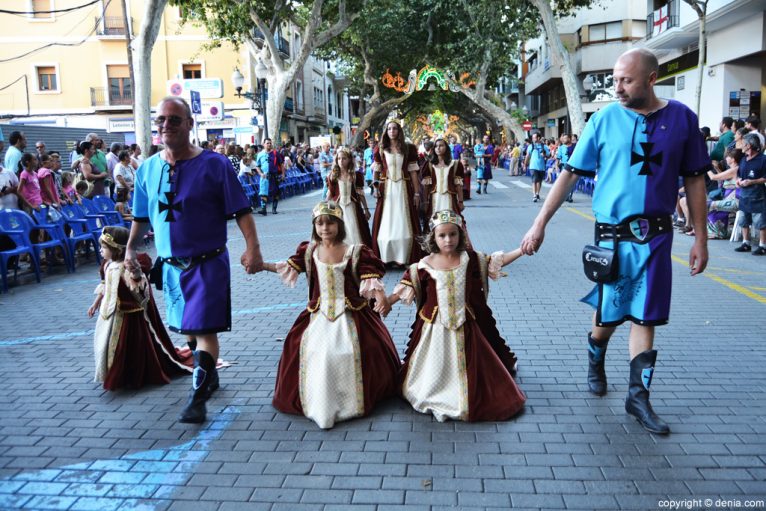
[0,408,239,509]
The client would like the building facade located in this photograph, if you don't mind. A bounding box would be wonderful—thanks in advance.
[0,1,349,147]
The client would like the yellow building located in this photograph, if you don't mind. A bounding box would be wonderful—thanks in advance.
[0,1,308,144]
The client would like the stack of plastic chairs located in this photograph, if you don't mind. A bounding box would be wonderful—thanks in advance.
[33,205,101,272]
[91,195,129,228]
[61,203,103,245]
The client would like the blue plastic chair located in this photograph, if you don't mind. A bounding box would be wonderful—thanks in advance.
[62,204,103,245]
[90,195,127,227]
[0,209,67,284]
[33,206,100,271]
[81,197,117,226]
[0,210,41,292]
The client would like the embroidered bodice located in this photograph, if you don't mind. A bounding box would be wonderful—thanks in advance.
[314,246,353,321]
[384,151,404,182]
[338,179,353,206]
[420,252,469,330]
[433,163,450,195]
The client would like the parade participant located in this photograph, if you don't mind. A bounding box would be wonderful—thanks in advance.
[263,201,401,429]
[422,138,465,221]
[89,226,194,390]
[371,121,423,266]
[255,138,284,216]
[521,48,711,435]
[525,132,550,202]
[387,210,526,422]
[326,147,372,247]
[363,135,375,194]
[126,96,264,424]
[476,135,494,194]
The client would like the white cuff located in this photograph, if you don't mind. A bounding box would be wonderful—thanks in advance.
[276,261,299,288]
[488,251,505,280]
[359,278,385,299]
[392,283,416,305]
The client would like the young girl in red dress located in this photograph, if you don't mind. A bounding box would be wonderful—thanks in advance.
[89,226,193,390]
[325,147,372,248]
[263,201,401,429]
[387,209,526,422]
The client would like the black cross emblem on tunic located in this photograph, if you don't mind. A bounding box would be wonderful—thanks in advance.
[631,142,663,176]
[158,191,182,222]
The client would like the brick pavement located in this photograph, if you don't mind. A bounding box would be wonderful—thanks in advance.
[1,174,765,510]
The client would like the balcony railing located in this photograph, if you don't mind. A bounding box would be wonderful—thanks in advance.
[95,16,132,36]
[646,0,680,40]
[252,29,290,58]
[90,87,132,107]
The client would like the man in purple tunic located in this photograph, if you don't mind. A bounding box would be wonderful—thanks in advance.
[521,49,711,434]
[126,97,265,424]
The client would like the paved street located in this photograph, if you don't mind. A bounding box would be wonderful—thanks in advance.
[1,172,765,511]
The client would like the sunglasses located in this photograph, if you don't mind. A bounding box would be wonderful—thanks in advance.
[154,115,190,127]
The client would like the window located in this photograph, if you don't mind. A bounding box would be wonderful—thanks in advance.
[36,66,58,91]
[587,21,623,43]
[107,65,132,105]
[182,63,202,79]
[31,0,52,19]
[313,86,324,112]
[295,80,304,111]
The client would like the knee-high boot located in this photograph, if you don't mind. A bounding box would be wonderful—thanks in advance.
[271,198,279,214]
[625,349,670,434]
[179,350,216,424]
[587,333,608,396]
[258,197,267,216]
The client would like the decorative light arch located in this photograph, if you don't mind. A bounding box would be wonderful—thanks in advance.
[381,65,477,94]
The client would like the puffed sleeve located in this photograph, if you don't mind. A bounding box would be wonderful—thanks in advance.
[407,144,419,172]
[488,251,507,280]
[356,245,385,298]
[421,162,433,186]
[454,160,465,185]
[392,263,418,305]
[276,241,310,287]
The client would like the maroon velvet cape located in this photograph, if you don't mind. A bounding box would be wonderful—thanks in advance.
[102,254,193,390]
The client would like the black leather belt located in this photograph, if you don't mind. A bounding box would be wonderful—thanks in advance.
[595,215,672,244]
[161,246,226,270]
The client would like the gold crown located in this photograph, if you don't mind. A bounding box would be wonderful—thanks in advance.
[312,201,344,221]
[429,209,462,230]
[99,232,125,249]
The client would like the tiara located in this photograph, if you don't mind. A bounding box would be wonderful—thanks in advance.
[429,209,462,230]
[99,232,125,249]
[312,201,344,221]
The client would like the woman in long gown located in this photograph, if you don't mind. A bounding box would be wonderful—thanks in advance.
[89,226,193,390]
[387,210,526,422]
[326,147,372,247]
[264,201,401,429]
[370,121,423,265]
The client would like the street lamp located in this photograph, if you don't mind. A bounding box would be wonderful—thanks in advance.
[231,61,269,140]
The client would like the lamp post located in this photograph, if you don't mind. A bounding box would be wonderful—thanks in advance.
[231,60,269,141]
[581,74,594,101]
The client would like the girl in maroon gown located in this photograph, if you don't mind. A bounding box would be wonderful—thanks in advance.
[387,210,526,422]
[89,226,193,390]
[263,201,401,428]
[326,147,372,248]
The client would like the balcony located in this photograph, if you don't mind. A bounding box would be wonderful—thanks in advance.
[252,29,290,58]
[645,0,680,42]
[95,16,132,37]
[90,87,132,108]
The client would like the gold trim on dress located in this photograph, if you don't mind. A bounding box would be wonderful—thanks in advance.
[419,305,438,323]
[287,258,302,273]
[359,273,382,280]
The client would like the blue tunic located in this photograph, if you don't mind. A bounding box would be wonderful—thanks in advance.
[132,151,251,334]
[566,100,710,326]
[364,147,374,181]
[256,150,283,198]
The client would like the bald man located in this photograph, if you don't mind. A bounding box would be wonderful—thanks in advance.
[521,48,711,435]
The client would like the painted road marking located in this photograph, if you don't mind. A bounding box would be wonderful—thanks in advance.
[510,181,532,189]
[563,208,766,305]
[489,181,509,189]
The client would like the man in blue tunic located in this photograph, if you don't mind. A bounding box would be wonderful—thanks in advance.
[126,97,265,424]
[254,138,284,216]
[521,49,710,434]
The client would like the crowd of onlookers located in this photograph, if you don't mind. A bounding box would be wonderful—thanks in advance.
[674,114,766,255]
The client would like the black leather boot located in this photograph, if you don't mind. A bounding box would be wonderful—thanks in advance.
[187,337,197,351]
[625,349,670,434]
[179,350,216,424]
[258,198,267,216]
[587,333,608,396]
[271,199,279,214]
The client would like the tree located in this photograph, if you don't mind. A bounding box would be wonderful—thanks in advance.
[176,0,364,141]
[682,0,708,117]
[132,0,168,155]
